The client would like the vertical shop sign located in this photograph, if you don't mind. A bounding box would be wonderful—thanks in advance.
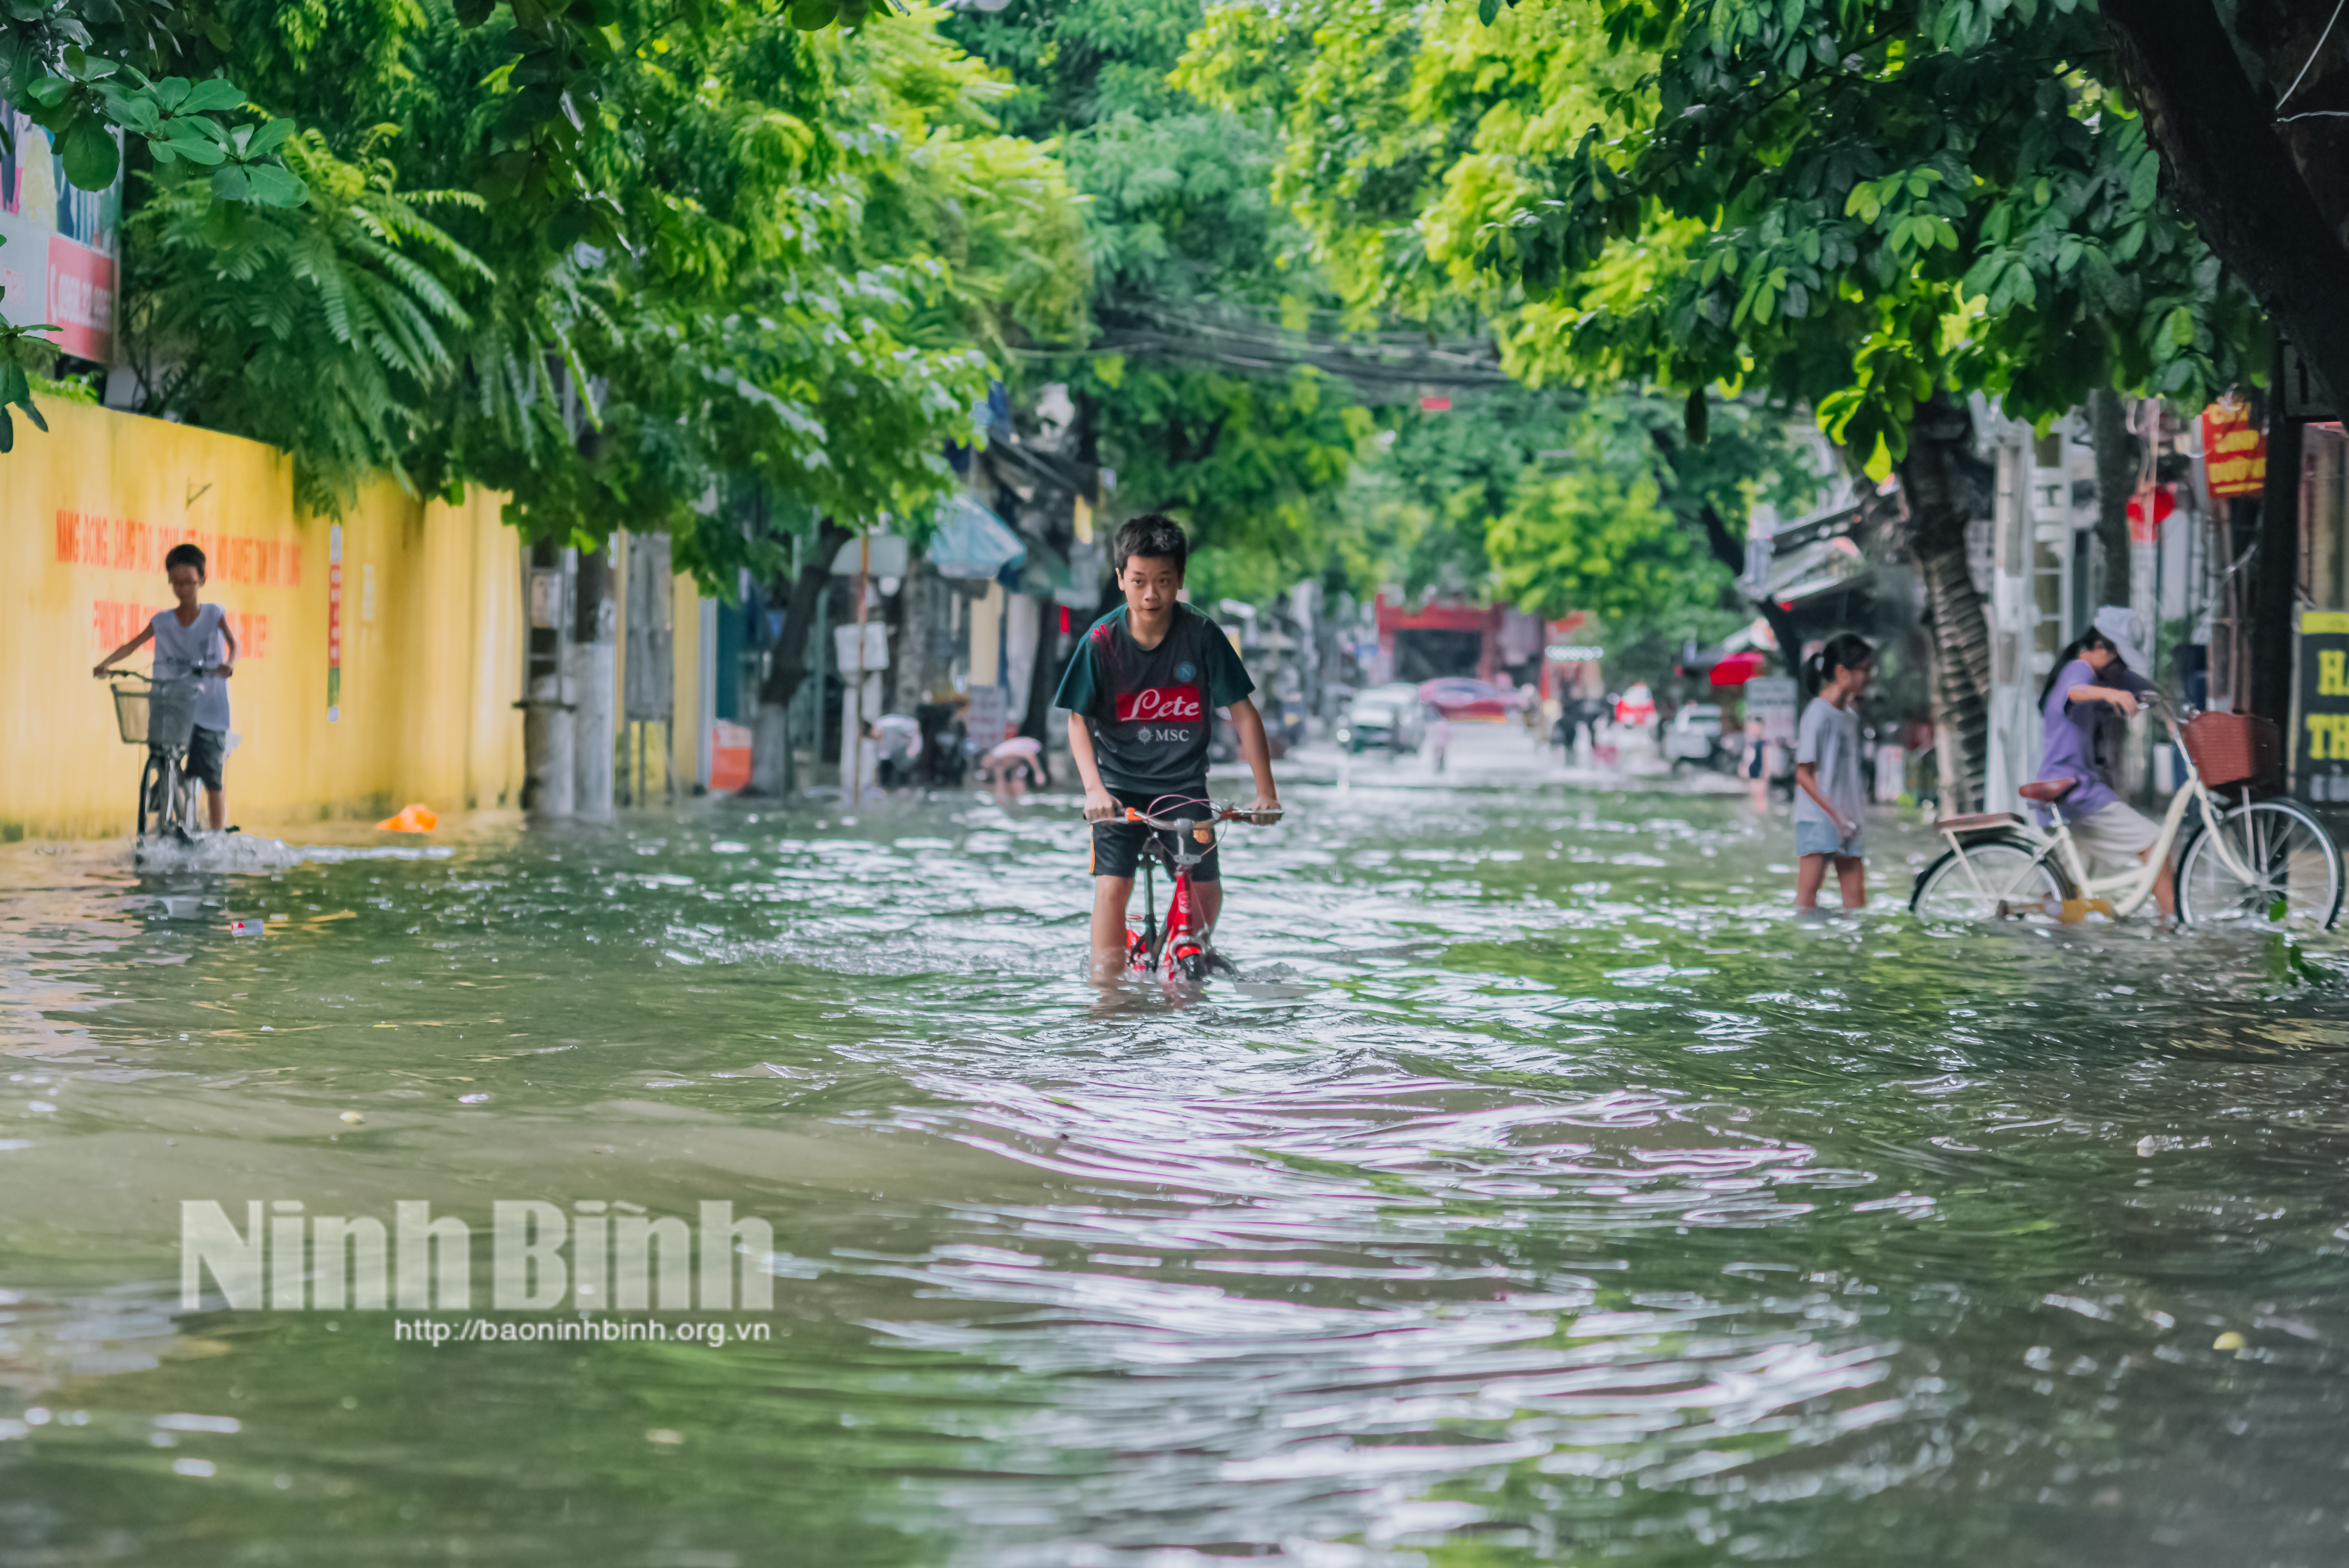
[2299,611,2349,803]
[327,524,343,721]
[2202,399,2267,500]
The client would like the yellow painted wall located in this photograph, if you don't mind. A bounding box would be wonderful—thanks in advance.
[0,406,698,845]
[3,402,709,840]
[0,400,530,839]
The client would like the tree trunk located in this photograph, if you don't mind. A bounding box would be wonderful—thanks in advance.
[1015,597,1062,785]
[747,519,854,796]
[2100,0,2349,414]
[1896,396,1994,814]
[2253,394,2304,725]
[1694,500,1805,676]
[2088,390,2136,610]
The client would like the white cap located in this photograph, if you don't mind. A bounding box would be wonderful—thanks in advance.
[2092,606,2147,675]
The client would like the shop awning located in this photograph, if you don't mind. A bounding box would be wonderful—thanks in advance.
[929,495,1027,580]
[1708,650,1769,687]
[1017,537,1094,606]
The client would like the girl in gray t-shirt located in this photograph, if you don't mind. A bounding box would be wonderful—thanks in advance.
[1792,633,1874,910]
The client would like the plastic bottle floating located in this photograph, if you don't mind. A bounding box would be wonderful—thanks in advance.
[374,804,439,833]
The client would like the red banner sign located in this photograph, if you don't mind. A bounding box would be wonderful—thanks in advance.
[2203,400,2267,499]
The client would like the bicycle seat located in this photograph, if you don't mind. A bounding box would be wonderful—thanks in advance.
[2018,777,2078,804]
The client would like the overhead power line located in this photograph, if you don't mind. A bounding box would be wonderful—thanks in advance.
[1020,299,1524,401]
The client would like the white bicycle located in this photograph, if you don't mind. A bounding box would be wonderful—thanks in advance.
[1911,700,2342,928]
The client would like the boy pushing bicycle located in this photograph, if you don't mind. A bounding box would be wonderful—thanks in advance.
[93,542,239,832]
[1056,515,1281,980]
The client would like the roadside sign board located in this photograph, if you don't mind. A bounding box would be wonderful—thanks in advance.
[2299,611,2349,803]
[966,685,1008,750]
[1745,676,1798,746]
[0,104,122,363]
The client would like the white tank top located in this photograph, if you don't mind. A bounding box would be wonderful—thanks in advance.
[150,605,231,731]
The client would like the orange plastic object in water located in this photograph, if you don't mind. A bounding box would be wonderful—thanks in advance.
[375,803,439,833]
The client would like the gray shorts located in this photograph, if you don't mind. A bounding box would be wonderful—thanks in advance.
[1794,818,1865,860]
[2066,801,2159,869]
[185,725,227,790]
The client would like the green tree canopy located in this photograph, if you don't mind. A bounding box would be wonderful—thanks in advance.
[1184,0,2265,805]
[105,0,1090,595]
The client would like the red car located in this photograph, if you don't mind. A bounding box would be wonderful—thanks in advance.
[1416,677,1528,722]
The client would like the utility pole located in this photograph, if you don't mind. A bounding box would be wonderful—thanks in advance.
[846,530,870,805]
[520,540,575,819]
[572,543,617,821]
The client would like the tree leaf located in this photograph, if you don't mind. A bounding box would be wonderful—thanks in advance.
[245,116,295,156]
[161,120,228,164]
[210,164,254,202]
[243,163,309,206]
[57,114,118,191]
[201,196,248,248]
[789,0,837,30]
[178,77,246,113]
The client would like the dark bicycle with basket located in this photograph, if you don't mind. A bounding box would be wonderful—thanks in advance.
[103,672,207,847]
[1910,703,2342,926]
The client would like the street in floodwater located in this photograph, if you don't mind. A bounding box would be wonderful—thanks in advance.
[4,773,2349,1567]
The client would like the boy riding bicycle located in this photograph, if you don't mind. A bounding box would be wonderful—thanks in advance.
[1056,515,1281,980]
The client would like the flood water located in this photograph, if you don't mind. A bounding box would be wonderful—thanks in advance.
[4,774,2349,1566]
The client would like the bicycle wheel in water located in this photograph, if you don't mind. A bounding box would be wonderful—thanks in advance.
[137,750,170,844]
[1910,835,2068,922]
[2177,799,2344,929]
[179,766,205,835]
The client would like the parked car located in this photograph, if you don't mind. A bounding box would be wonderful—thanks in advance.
[1338,683,1427,754]
[1662,702,1726,769]
[1416,677,1528,722]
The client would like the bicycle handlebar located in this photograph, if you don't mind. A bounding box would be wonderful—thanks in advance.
[1111,802,1284,829]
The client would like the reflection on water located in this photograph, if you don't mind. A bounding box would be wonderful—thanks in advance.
[4,783,2349,1566]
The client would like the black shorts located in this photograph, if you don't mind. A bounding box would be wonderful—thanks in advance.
[185,725,228,790]
[1090,786,1220,881]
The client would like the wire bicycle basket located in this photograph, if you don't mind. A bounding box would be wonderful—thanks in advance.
[2181,711,2281,790]
[120,676,199,750]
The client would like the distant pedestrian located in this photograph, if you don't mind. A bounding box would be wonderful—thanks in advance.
[1793,633,1874,910]
[982,735,1046,804]
[1741,724,1770,812]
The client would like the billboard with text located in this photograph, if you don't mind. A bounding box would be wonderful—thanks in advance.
[0,103,121,364]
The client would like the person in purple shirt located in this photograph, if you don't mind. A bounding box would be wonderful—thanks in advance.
[2029,607,2169,918]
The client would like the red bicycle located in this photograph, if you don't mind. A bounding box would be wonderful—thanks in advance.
[1120,796,1281,982]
